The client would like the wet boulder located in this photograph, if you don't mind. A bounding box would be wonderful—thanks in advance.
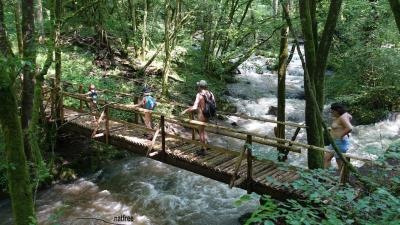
[267,106,278,116]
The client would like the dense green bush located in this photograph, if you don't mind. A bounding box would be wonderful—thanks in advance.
[241,141,400,224]
[325,0,400,124]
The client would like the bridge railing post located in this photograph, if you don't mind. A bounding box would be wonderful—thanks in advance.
[161,115,166,155]
[105,104,110,144]
[190,112,195,140]
[79,84,83,112]
[246,134,253,194]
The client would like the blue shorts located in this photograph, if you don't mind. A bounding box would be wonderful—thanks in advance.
[328,136,350,158]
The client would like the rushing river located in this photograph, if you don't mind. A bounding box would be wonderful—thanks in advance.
[216,46,400,167]
[1,46,399,225]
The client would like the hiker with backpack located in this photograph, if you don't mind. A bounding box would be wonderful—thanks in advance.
[133,87,157,140]
[181,80,216,155]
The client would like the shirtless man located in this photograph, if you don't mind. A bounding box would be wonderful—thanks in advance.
[324,103,353,171]
[181,80,215,155]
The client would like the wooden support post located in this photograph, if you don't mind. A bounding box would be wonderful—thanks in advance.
[134,96,139,124]
[105,105,110,144]
[79,84,83,112]
[161,115,166,155]
[246,134,253,194]
[60,92,64,123]
[190,112,195,140]
[340,157,350,185]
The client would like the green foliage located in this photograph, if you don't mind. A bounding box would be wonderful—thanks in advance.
[326,0,400,124]
[330,86,400,124]
[244,141,400,225]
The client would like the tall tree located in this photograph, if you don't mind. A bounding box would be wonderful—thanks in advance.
[162,0,172,95]
[277,1,289,162]
[389,0,400,32]
[21,0,37,159]
[298,0,343,169]
[141,0,148,60]
[272,0,279,17]
[0,1,36,224]
[13,0,23,55]
[127,0,139,57]
[36,0,45,43]
[54,0,62,119]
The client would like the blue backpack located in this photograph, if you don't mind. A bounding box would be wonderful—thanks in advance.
[144,96,156,110]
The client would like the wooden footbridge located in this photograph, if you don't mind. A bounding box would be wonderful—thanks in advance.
[45,80,373,200]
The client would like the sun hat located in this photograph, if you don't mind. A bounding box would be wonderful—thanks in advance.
[196,80,208,87]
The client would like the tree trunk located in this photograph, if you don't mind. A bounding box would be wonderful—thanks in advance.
[14,0,23,56]
[388,0,400,33]
[298,0,343,169]
[171,0,181,49]
[162,0,171,96]
[127,0,139,57]
[277,2,289,162]
[54,0,62,120]
[272,0,278,17]
[238,0,254,28]
[0,1,36,224]
[219,0,240,56]
[299,0,322,169]
[36,0,45,43]
[314,0,343,110]
[310,0,318,50]
[21,0,36,160]
[202,6,213,73]
[141,0,148,60]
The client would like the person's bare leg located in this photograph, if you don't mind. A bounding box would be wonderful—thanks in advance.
[324,152,334,168]
[204,119,209,144]
[144,112,152,128]
[199,125,205,144]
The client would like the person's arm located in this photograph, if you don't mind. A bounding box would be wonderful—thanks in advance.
[339,114,353,138]
[181,93,201,115]
[129,96,143,107]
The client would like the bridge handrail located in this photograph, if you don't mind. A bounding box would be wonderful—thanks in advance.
[50,78,306,128]
[61,90,375,163]
[62,91,303,153]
